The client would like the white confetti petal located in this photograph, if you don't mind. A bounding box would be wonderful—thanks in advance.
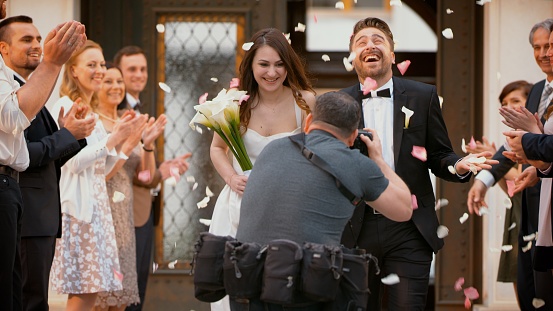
[165,176,177,186]
[242,42,254,51]
[390,0,403,6]
[438,96,444,109]
[322,54,330,62]
[476,0,491,6]
[206,186,214,197]
[210,77,219,82]
[437,225,449,238]
[347,52,356,63]
[156,23,165,33]
[523,233,536,241]
[196,126,203,134]
[335,1,345,9]
[508,222,516,231]
[496,72,501,81]
[112,191,125,203]
[192,182,199,191]
[459,213,469,224]
[442,28,454,39]
[469,164,478,175]
[199,218,212,226]
[197,196,210,209]
[343,57,354,72]
[478,207,489,216]
[501,245,513,252]
[381,273,400,285]
[159,82,171,93]
[461,138,467,153]
[448,165,457,175]
[504,198,512,209]
[294,22,306,32]
[186,176,196,183]
[168,259,178,269]
[521,241,532,253]
[446,8,454,14]
[467,156,487,164]
[532,298,545,309]
[435,198,449,210]
[152,262,159,273]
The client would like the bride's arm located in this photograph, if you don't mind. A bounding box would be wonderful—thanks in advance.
[210,134,248,195]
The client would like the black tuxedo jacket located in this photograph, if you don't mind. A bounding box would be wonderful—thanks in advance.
[341,76,468,252]
[17,76,85,237]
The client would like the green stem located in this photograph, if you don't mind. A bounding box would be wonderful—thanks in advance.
[214,128,241,163]
[232,122,252,169]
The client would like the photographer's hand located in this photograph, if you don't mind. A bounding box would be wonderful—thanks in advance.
[361,127,383,161]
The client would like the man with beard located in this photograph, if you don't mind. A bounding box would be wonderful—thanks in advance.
[0,15,94,311]
[0,1,87,309]
[340,17,496,310]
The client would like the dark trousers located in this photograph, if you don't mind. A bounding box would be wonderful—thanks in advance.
[230,298,327,311]
[357,210,433,311]
[20,236,56,311]
[0,175,23,311]
[126,211,154,311]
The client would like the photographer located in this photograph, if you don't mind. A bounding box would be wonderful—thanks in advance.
[232,91,412,311]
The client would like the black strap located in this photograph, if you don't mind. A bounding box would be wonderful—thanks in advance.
[289,133,363,207]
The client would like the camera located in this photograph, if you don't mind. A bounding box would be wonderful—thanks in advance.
[351,130,373,156]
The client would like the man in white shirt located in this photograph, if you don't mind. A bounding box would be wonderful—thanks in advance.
[467,18,553,310]
[0,1,87,309]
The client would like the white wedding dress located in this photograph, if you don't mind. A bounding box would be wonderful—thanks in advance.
[209,103,302,311]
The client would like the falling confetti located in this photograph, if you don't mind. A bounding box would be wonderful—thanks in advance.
[508,222,516,231]
[448,165,457,175]
[283,33,291,44]
[239,94,250,105]
[381,273,400,285]
[294,22,306,32]
[411,146,427,162]
[504,197,512,209]
[469,164,478,175]
[442,28,454,39]
[461,138,467,153]
[113,268,124,282]
[199,218,212,226]
[478,207,489,216]
[168,259,178,269]
[437,225,449,238]
[411,194,418,210]
[454,277,465,291]
[242,42,254,51]
[165,176,177,186]
[446,8,454,14]
[186,176,196,183]
[159,82,171,93]
[476,0,491,5]
[501,245,513,252]
[438,96,444,109]
[347,52,356,63]
[210,77,218,82]
[467,156,487,164]
[156,23,165,33]
[206,186,214,197]
[152,262,159,273]
[523,233,536,241]
[469,136,477,150]
[138,170,151,183]
[506,180,515,197]
[435,198,449,210]
[459,213,469,224]
[532,298,545,309]
[314,15,318,23]
[465,297,471,309]
[521,241,532,253]
[396,60,411,75]
[192,182,199,191]
[112,191,125,203]
[170,166,181,182]
[197,196,210,209]
[198,92,208,104]
[321,54,330,62]
[390,0,403,6]
[362,77,378,95]
[196,127,203,134]
[464,287,479,300]
[335,1,345,9]
[230,78,240,89]
[343,57,354,72]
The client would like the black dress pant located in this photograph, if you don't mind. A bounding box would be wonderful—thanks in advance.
[356,209,433,311]
[20,236,56,311]
[126,211,154,311]
[0,175,23,311]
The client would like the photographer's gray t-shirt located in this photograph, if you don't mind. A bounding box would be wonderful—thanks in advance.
[236,130,389,246]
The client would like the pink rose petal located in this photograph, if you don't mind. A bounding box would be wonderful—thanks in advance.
[362,77,378,95]
[506,180,515,197]
[113,268,124,282]
[314,15,318,23]
[411,146,427,162]
[464,297,471,309]
[411,194,418,210]
[230,78,240,89]
[464,287,480,300]
[454,277,465,291]
[170,166,181,183]
[469,136,477,150]
[199,92,208,104]
[239,94,250,105]
[397,60,411,75]
[138,170,151,183]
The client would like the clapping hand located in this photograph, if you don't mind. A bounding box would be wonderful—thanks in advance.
[57,98,95,140]
[465,136,496,157]
[499,106,543,134]
[142,114,167,148]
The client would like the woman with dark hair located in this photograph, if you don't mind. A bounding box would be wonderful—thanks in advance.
[208,28,315,311]
[49,41,139,311]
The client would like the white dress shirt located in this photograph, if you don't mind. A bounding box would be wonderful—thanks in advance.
[361,78,395,170]
[0,57,31,171]
[126,93,140,111]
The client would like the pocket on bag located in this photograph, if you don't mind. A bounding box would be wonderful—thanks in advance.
[301,243,343,302]
[260,239,303,305]
[223,241,266,299]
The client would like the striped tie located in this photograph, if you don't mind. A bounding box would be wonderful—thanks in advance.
[538,83,553,122]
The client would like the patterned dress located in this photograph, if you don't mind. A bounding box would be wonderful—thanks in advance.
[96,145,141,307]
[50,106,122,294]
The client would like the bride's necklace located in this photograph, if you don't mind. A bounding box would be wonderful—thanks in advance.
[96,111,118,122]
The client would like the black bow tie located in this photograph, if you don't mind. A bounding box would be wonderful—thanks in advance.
[360,88,391,99]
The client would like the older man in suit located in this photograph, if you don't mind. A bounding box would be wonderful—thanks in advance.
[0,16,94,311]
[340,17,495,311]
[468,18,553,311]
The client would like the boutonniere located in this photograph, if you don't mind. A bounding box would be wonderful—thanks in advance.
[401,106,414,129]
